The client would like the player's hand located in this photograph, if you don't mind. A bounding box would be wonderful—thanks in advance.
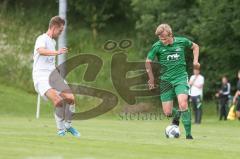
[58,47,68,54]
[148,78,155,90]
[193,62,200,69]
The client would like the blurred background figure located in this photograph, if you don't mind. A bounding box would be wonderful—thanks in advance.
[189,67,204,124]
[215,76,231,120]
[233,70,240,120]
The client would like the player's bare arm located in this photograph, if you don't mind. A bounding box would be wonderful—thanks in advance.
[145,59,155,90]
[37,47,68,56]
[191,42,200,69]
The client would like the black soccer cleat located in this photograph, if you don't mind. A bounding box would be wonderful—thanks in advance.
[186,135,193,139]
[172,118,180,126]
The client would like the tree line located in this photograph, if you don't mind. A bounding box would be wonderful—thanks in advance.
[2,0,240,98]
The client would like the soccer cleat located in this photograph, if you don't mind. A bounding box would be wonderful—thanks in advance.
[172,118,180,126]
[57,129,66,136]
[186,135,193,139]
[67,127,81,137]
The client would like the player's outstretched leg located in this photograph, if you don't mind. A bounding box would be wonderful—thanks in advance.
[54,105,66,136]
[181,109,193,139]
[171,107,181,126]
[178,94,193,139]
[162,101,180,126]
[45,88,66,136]
[65,103,80,137]
[60,92,80,137]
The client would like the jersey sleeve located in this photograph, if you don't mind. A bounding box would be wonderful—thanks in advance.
[35,36,46,52]
[147,45,159,61]
[183,37,193,48]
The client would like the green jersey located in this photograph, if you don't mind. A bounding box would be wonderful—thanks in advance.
[147,37,193,80]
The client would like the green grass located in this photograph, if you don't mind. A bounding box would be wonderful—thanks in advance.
[0,84,52,118]
[0,84,240,159]
[0,117,240,159]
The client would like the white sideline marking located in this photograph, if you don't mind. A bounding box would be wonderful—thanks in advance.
[36,94,41,119]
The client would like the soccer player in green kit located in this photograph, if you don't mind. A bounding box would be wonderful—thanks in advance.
[145,24,200,139]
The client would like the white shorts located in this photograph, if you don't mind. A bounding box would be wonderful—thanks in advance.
[33,70,70,100]
[34,81,51,100]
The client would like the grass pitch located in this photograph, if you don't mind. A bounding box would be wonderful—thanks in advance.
[0,84,239,159]
[0,116,240,159]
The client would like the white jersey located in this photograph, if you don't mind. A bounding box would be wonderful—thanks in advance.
[32,33,56,83]
[33,33,56,72]
[189,74,204,96]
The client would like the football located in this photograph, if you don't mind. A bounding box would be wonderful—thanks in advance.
[165,125,180,138]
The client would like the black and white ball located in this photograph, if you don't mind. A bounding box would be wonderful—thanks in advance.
[165,125,180,138]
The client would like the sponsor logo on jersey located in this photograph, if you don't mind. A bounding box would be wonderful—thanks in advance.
[48,57,55,63]
[167,53,180,61]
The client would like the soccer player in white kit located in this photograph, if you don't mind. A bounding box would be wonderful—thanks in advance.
[32,16,80,137]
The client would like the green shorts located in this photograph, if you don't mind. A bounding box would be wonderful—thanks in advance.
[160,76,189,102]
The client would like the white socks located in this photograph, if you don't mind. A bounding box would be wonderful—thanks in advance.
[54,103,75,130]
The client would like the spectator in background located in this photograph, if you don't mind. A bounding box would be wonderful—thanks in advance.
[216,76,231,120]
[189,67,204,124]
[233,70,240,120]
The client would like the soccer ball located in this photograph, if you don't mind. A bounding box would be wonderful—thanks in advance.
[165,125,180,138]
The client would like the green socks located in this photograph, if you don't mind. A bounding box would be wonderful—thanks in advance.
[171,107,181,126]
[181,109,192,136]
[169,107,192,137]
[172,107,180,118]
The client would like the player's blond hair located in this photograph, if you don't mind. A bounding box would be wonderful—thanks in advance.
[49,16,65,28]
[155,24,173,37]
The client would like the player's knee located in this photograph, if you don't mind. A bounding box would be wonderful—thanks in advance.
[65,93,75,104]
[163,109,172,116]
[53,96,64,107]
[179,100,188,111]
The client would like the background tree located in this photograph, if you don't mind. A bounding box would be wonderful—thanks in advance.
[69,0,133,41]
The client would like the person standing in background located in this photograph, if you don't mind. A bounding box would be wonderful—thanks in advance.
[216,76,231,120]
[189,67,204,124]
[233,70,240,120]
